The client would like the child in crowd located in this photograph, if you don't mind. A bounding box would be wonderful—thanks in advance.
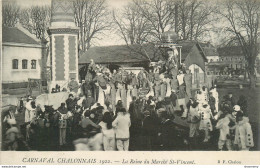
[198,101,213,142]
[215,112,232,151]
[99,112,116,151]
[234,111,254,151]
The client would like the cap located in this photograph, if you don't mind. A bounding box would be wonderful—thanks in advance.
[202,101,208,105]
[233,105,241,111]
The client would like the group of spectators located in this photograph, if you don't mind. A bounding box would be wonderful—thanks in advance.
[2,58,254,151]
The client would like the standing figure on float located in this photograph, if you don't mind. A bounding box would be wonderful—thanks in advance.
[184,70,192,99]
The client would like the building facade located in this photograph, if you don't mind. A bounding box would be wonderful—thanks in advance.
[217,46,247,70]
[2,26,44,84]
[199,42,220,63]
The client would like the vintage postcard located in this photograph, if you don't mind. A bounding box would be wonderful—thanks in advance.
[1,0,260,166]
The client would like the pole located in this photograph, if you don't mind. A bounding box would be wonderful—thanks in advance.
[180,47,182,64]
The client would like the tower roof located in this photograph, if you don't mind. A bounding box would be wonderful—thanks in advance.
[50,0,75,27]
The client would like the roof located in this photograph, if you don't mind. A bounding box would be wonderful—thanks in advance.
[78,43,164,64]
[217,46,244,57]
[2,26,41,45]
[78,41,207,64]
[179,41,208,61]
[198,42,219,56]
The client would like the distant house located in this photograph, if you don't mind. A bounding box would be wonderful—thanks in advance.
[2,26,46,87]
[217,46,247,70]
[199,42,219,62]
[78,41,208,88]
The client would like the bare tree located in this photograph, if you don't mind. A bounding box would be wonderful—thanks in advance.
[132,0,176,42]
[2,2,20,27]
[178,0,216,40]
[113,2,152,45]
[19,6,51,40]
[73,0,112,51]
[218,0,260,87]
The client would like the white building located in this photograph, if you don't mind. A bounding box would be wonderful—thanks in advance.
[2,26,44,84]
[199,42,220,62]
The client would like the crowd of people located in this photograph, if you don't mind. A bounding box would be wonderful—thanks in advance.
[2,58,255,151]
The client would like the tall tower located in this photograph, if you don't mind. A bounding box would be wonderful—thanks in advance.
[48,0,79,91]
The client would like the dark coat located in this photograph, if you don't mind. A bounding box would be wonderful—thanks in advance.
[66,98,77,111]
[158,119,176,150]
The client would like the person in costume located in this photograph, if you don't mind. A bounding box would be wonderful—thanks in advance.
[198,101,213,142]
[68,78,79,94]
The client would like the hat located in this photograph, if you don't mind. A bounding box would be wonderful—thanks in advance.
[233,105,241,111]
[28,96,33,100]
[202,101,208,105]
[7,119,16,125]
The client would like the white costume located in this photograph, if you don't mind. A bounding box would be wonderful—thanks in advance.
[146,84,155,98]
[201,88,208,101]
[97,86,105,107]
[99,121,116,151]
[210,88,219,112]
[216,116,232,150]
[234,118,254,151]
[165,78,172,97]
[115,89,121,104]
[177,74,185,86]
[25,100,35,123]
[196,93,205,104]
[77,96,85,107]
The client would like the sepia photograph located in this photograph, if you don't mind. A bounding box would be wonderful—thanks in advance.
[1,0,260,155]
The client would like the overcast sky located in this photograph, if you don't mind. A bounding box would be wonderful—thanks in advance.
[8,0,127,46]
[5,0,127,9]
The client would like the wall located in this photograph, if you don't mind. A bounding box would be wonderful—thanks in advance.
[207,56,219,62]
[219,56,246,70]
[2,45,42,83]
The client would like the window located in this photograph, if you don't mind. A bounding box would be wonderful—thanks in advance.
[12,59,18,69]
[22,59,28,69]
[210,59,213,62]
[31,60,37,69]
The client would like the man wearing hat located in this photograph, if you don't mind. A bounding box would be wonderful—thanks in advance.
[141,110,155,150]
[158,111,175,150]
